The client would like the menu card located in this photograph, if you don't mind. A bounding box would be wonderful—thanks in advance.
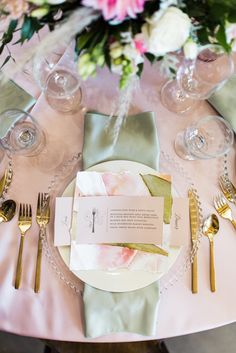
[54,196,190,247]
[75,195,164,244]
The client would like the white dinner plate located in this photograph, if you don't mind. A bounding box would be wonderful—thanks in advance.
[58,160,181,292]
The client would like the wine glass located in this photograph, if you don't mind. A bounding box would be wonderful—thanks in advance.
[0,109,46,157]
[44,68,83,113]
[32,44,84,113]
[161,45,234,114]
[32,44,71,89]
[174,115,234,160]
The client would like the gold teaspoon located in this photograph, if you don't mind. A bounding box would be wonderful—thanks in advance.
[202,214,219,292]
[0,200,16,223]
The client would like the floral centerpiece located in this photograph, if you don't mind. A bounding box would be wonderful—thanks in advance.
[1,0,236,89]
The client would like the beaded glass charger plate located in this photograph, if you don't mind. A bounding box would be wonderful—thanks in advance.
[57,159,184,292]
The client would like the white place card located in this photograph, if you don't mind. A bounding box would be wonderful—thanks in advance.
[170,197,190,247]
[54,197,73,246]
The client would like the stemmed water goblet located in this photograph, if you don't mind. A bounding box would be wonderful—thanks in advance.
[174,115,234,160]
[161,45,234,114]
[0,109,46,157]
[32,44,83,113]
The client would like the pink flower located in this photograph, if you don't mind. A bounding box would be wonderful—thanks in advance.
[1,0,29,20]
[134,33,147,54]
[82,0,146,21]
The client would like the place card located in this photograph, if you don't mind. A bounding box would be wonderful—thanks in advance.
[170,197,190,247]
[54,197,73,246]
[74,196,164,244]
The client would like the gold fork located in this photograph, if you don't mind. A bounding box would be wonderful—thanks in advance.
[213,194,236,229]
[219,175,236,204]
[15,203,32,289]
[35,193,50,293]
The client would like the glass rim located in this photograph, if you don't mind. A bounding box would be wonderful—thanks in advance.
[184,115,234,159]
[177,44,234,90]
[0,108,33,117]
[44,68,82,98]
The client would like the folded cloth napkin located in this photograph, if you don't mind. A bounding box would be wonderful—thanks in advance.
[82,111,160,170]
[82,111,162,338]
[208,74,236,132]
[0,80,36,138]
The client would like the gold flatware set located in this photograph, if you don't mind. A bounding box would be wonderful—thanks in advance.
[35,193,50,293]
[202,214,219,293]
[13,193,50,291]
[190,175,236,294]
[0,179,51,292]
[15,204,32,289]
[188,189,200,294]
[214,176,236,229]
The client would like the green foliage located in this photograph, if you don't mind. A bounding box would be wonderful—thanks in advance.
[1,0,236,80]
[216,23,232,52]
[20,16,43,43]
[0,15,43,63]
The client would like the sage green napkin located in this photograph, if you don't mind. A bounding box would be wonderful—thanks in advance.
[82,111,159,170]
[208,74,236,132]
[82,111,162,338]
[0,80,36,138]
[83,282,160,337]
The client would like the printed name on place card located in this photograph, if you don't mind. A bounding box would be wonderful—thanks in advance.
[75,196,164,244]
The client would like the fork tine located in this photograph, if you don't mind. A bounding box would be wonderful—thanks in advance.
[43,193,48,209]
[219,178,226,192]
[37,193,43,216]
[19,204,22,218]
[219,195,225,207]
[27,204,31,219]
[214,196,219,208]
[215,195,222,209]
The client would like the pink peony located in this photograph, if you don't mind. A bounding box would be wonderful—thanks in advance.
[82,0,146,21]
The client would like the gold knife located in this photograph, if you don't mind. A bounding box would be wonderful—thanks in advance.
[188,189,200,294]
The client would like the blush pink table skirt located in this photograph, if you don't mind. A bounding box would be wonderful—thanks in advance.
[0,39,236,342]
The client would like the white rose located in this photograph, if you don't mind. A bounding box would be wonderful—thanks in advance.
[143,7,191,56]
[46,0,66,4]
[183,39,198,59]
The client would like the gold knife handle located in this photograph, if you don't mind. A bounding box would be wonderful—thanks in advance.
[34,228,44,293]
[15,236,25,289]
[191,254,198,293]
[210,240,216,292]
[231,219,236,229]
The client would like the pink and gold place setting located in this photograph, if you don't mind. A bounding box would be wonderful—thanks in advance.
[1,0,236,342]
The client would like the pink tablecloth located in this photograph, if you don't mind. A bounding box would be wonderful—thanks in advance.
[0,39,236,342]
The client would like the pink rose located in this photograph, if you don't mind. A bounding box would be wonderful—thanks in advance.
[82,0,146,21]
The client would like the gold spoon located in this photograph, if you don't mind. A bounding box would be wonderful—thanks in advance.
[202,214,219,292]
[0,200,16,223]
